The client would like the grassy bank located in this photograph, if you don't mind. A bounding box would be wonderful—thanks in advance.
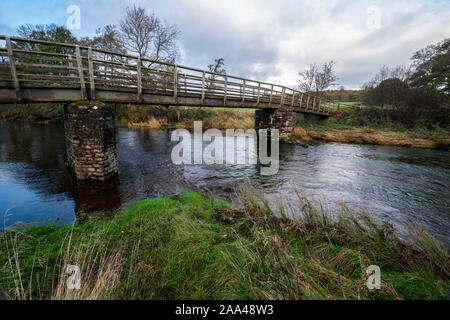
[0,103,255,130]
[0,190,448,300]
[293,104,450,150]
[115,105,254,130]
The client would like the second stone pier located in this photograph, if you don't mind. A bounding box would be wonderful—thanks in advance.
[254,108,294,139]
[64,101,118,182]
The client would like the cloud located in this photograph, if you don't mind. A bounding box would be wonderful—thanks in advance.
[0,0,449,89]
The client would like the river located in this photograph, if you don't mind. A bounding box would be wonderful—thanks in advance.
[0,120,449,246]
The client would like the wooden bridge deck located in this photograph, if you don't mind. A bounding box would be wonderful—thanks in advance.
[0,36,336,115]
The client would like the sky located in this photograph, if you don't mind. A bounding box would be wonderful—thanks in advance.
[1,0,449,89]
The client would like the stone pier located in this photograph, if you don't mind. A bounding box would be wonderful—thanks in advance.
[64,101,118,182]
[254,108,294,139]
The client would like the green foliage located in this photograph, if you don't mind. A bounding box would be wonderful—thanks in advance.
[360,38,449,128]
[0,190,448,300]
[410,38,450,95]
[16,24,77,55]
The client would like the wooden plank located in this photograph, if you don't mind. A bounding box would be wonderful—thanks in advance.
[137,57,142,102]
[16,73,79,81]
[257,82,261,106]
[242,79,246,104]
[5,37,21,102]
[280,87,285,107]
[223,75,227,106]
[173,65,178,103]
[201,71,205,104]
[75,45,87,100]
[306,94,310,109]
[269,84,273,107]
[88,47,96,100]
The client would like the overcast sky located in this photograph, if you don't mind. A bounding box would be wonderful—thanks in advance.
[1,0,449,89]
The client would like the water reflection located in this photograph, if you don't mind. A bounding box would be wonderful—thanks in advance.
[0,121,449,246]
[73,177,122,222]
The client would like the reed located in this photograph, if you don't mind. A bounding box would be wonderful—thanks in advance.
[0,188,448,300]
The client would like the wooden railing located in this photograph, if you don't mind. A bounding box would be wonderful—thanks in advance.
[0,35,336,114]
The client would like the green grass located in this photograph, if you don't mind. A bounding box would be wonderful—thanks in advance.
[0,189,448,300]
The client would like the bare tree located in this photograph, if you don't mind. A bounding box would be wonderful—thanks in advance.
[207,58,226,91]
[364,64,410,88]
[79,25,126,80]
[315,60,338,93]
[85,25,124,53]
[208,58,226,74]
[119,5,179,62]
[297,63,317,92]
[153,21,180,63]
[298,60,337,95]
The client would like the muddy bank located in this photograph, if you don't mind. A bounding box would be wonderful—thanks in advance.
[292,127,450,151]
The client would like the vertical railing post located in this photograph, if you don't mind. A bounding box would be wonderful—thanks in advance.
[269,84,273,107]
[137,57,142,102]
[201,71,205,104]
[313,97,316,111]
[5,37,21,102]
[280,87,285,107]
[299,93,303,109]
[88,47,95,100]
[291,91,295,108]
[306,94,310,110]
[223,75,227,106]
[173,65,178,104]
[242,79,246,105]
[68,54,76,77]
[256,82,261,106]
[75,45,87,100]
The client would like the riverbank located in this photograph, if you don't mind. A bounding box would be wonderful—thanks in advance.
[1,103,448,150]
[293,126,450,150]
[0,103,255,130]
[293,107,450,151]
[0,189,448,300]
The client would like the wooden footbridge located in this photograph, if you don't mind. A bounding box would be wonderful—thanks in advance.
[0,35,335,115]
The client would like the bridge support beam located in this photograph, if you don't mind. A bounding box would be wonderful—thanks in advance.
[255,108,294,139]
[64,101,118,182]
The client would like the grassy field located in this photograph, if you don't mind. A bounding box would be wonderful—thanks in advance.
[0,189,448,300]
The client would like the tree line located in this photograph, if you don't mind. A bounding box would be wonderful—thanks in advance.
[16,5,180,63]
[297,38,449,129]
[359,38,449,128]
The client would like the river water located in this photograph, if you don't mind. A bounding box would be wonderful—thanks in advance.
[0,120,449,246]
